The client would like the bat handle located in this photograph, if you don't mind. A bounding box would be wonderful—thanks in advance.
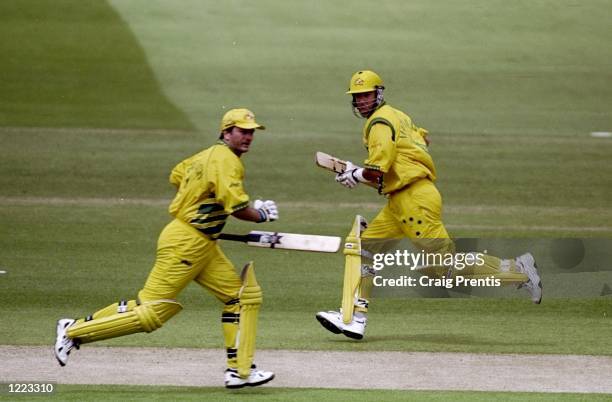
[218,233,248,242]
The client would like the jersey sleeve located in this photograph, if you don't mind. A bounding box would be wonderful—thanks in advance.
[169,158,189,188]
[364,122,396,173]
[215,157,250,214]
[417,127,428,140]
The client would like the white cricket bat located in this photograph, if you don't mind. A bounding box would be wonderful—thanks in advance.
[218,231,341,253]
[315,151,379,189]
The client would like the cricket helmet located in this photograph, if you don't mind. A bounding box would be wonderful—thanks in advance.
[220,108,265,132]
[346,70,385,94]
[347,70,385,118]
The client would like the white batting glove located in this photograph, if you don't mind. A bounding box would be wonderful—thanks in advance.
[335,161,366,189]
[254,199,279,222]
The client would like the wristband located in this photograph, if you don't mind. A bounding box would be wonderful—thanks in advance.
[351,168,367,183]
[257,209,267,223]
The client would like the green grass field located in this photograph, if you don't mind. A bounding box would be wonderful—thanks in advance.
[1,0,611,400]
[2,385,611,402]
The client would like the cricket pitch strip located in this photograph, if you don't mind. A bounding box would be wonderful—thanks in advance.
[1,345,611,394]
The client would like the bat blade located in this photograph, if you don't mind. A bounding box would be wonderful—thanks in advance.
[315,151,379,189]
[246,231,341,253]
[315,151,348,174]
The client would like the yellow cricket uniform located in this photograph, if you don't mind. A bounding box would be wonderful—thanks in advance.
[70,142,249,369]
[168,141,250,239]
[362,102,435,194]
[334,71,530,324]
[360,102,450,246]
[65,107,268,376]
[140,141,248,301]
[139,142,247,367]
[357,103,526,285]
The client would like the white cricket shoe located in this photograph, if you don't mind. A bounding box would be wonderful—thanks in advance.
[224,365,275,389]
[516,253,543,304]
[54,318,77,366]
[315,310,366,340]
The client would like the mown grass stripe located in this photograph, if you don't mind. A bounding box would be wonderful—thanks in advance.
[0,196,610,233]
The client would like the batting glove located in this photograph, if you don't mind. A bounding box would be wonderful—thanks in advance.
[335,161,366,189]
[254,199,279,222]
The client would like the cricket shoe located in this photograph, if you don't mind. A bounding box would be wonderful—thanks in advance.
[224,365,275,389]
[515,253,543,304]
[315,310,366,340]
[54,318,78,366]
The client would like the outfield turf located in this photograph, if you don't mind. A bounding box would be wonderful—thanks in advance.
[0,200,610,355]
[2,385,611,402]
[0,1,191,129]
[0,0,612,397]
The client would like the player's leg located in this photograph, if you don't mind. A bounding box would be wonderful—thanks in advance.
[54,220,203,366]
[65,299,183,343]
[316,209,404,339]
[316,215,367,338]
[54,297,140,365]
[194,244,242,372]
[77,299,140,322]
[194,245,274,388]
[392,179,541,303]
[55,296,183,366]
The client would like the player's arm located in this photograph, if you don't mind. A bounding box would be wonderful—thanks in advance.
[362,168,383,183]
[214,153,278,223]
[335,162,383,189]
[336,123,394,188]
[363,122,396,173]
[232,200,278,223]
[232,207,260,222]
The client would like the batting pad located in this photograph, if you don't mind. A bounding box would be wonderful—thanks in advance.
[342,215,366,324]
[67,299,182,344]
[237,262,262,378]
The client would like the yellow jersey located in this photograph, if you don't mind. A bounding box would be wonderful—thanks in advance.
[362,103,436,194]
[168,142,249,238]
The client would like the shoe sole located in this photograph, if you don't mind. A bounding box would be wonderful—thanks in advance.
[315,314,363,340]
[517,255,543,305]
[248,373,275,387]
[54,354,66,367]
[225,382,247,389]
[315,314,342,334]
[341,329,363,340]
[54,320,67,367]
[532,260,543,305]
[54,319,79,367]
[226,374,275,389]
[534,280,543,304]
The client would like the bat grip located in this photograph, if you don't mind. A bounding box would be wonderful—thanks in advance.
[218,233,263,243]
[218,233,248,242]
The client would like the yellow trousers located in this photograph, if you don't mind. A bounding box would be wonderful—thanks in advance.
[358,179,526,301]
[72,218,243,368]
[363,178,452,247]
[139,219,242,303]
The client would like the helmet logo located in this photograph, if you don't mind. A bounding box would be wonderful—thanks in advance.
[354,78,365,86]
[244,112,254,121]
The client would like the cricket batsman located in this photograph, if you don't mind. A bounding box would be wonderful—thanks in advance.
[54,108,276,388]
[316,70,542,340]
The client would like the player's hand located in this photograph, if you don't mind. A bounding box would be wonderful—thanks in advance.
[335,161,364,189]
[254,199,278,222]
